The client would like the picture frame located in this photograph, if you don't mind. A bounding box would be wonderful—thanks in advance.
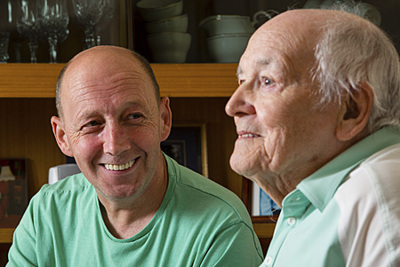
[242,177,280,221]
[161,124,208,177]
[0,158,28,228]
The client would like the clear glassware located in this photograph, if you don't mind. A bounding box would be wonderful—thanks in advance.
[37,0,69,63]
[7,0,23,62]
[72,0,106,49]
[96,0,115,46]
[16,0,40,63]
[0,32,10,63]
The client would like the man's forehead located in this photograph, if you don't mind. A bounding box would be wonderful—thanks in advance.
[237,58,271,75]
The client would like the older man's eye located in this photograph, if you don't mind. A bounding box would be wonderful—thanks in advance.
[238,79,245,85]
[262,77,274,86]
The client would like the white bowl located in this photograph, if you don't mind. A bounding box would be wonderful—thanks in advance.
[137,0,176,8]
[147,32,191,63]
[199,15,255,36]
[206,33,250,63]
[137,0,183,22]
[145,14,188,33]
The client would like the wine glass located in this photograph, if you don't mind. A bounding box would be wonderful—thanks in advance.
[71,0,106,49]
[0,0,16,63]
[37,0,69,63]
[16,0,40,63]
[96,0,115,46]
[7,0,24,62]
[0,32,10,63]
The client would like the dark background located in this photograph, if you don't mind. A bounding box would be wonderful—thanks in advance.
[1,0,399,63]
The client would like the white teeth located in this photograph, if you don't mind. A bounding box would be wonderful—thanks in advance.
[241,134,257,138]
[105,160,135,171]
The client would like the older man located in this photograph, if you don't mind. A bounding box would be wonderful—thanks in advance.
[226,8,400,267]
[7,46,263,266]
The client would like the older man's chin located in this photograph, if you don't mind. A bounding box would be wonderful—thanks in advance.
[229,151,255,178]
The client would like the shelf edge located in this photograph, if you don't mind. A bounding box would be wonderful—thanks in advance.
[0,63,238,98]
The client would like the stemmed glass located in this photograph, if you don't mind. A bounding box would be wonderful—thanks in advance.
[37,0,69,63]
[0,32,10,63]
[96,0,115,46]
[71,0,106,49]
[16,0,40,63]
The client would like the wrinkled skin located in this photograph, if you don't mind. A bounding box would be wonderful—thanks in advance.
[225,10,371,205]
[51,46,172,238]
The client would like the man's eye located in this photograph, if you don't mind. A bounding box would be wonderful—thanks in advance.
[127,113,143,120]
[238,79,245,85]
[85,121,101,127]
[262,77,274,86]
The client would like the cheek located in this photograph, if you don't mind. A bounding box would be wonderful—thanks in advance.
[67,133,100,160]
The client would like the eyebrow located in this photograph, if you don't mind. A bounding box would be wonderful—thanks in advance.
[236,59,271,77]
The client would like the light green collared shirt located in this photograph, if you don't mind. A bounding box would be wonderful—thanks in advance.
[262,127,400,266]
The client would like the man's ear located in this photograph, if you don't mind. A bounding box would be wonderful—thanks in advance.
[335,82,374,141]
[51,116,74,157]
[159,97,172,142]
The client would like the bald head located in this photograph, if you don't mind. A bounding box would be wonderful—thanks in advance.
[242,8,400,132]
[247,9,371,79]
[56,46,159,118]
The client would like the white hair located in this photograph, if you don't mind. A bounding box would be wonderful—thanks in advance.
[312,6,400,132]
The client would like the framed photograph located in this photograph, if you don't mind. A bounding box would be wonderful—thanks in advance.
[0,158,28,228]
[242,177,280,221]
[161,124,208,177]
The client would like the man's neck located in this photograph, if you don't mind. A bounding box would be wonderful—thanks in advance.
[99,158,169,239]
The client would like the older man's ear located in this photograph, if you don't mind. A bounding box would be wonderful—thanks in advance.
[335,82,374,142]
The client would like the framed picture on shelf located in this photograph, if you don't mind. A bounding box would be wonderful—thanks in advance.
[0,158,28,228]
[161,124,208,177]
[242,177,280,222]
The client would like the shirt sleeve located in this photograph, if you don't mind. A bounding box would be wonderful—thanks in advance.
[200,222,264,267]
[335,165,394,267]
[6,196,38,267]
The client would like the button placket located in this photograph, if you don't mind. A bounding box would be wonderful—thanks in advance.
[264,256,273,266]
[287,217,296,226]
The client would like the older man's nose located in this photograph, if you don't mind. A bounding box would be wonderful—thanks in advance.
[225,86,256,117]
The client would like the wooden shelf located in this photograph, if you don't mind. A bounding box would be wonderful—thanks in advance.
[253,221,276,239]
[0,63,238,98]
[0,229,14,244]
[252,216,277,239]
[0,62,272,246]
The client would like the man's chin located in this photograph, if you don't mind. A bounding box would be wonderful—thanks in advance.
[230,155,251,178]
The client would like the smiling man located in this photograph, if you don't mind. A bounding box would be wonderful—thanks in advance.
[225,7,400,267]
[7,46,263,266]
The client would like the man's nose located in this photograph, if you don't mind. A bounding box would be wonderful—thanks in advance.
[103,124,131,156]
[225,85,256,117]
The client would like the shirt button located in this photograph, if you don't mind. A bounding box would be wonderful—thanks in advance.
[265,256,273,265]
[287,217,296,226]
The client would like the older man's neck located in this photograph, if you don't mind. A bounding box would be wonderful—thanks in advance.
[256,174,303,207]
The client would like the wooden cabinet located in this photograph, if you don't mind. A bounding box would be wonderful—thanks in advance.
[0,63,275,252]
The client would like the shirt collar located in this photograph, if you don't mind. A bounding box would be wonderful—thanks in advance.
[295,127,400,211]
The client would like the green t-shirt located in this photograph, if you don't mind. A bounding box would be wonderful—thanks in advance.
[7,155,263,266]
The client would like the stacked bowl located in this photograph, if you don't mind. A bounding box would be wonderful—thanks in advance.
[136,0,191,63]
[200,11,272,63]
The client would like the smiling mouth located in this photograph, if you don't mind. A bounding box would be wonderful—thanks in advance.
[104,160,135,171]
[239,133,260,138]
